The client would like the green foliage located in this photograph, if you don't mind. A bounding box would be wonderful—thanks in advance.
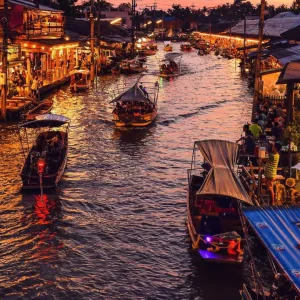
[282,112,300,147]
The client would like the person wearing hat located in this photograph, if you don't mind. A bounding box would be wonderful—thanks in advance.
[263,142,282,205]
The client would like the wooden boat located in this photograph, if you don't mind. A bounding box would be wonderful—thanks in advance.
[119,59,147,74]
[187,140,253,264]
[180,42,192,51]
[159,52,182,78]
[70,70,91,91]
[111,64,121,75]
[111,77,159,127]
[24,99,54,121]
[164,42,173,52]
[18,114,70,190]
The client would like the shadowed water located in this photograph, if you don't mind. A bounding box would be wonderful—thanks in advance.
[0,43,253,299]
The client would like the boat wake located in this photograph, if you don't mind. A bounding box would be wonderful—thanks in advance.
[158,100,228,126]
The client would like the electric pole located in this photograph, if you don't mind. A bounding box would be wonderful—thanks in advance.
[90,0,95,81]
[243,15,246,74]
[1,0,8,121]
[252,0,265,120]
[146,1,157,32]
[131,0,136,58]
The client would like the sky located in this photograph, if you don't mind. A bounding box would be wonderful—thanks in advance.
[108,0,293,10]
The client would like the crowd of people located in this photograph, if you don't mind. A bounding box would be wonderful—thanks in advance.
[236,97,291,205]
[160,60,179,75]
[114,101,155,116]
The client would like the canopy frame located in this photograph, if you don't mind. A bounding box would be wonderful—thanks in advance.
[193,139,253,205]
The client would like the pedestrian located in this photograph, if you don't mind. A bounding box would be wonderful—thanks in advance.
[263,142,282,205]
[31,76,40,99]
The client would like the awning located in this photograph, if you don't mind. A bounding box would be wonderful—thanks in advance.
[9,0,63,12]
[243,205,300,294]
[276,61,300,84]
[110,83,151,104]
[195,140,253,205]
[162,52,183,62]
[20,114,70,128]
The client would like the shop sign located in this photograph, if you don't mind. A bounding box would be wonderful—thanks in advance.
[7,44,20,62]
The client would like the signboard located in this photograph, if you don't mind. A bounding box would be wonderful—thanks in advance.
[7,44,21,62]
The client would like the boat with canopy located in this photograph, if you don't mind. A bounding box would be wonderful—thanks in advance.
[111,77,159,127]
[241,205,300,298]
[187,140,253,264]
[119,59,147,74]
[70,69,91,92]
[18,114,70,190]
[180,42,192,51]
[163,41,173,52]
[159,52,182,78]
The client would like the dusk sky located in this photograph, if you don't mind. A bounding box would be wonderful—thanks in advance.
[107,0,293,10]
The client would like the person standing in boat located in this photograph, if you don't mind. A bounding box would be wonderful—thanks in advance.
[139,84,149,98]
[263,142,282,205]
[31,76,40,99]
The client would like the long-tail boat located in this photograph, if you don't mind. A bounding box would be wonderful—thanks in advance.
[187,139,253,264]
[111,77,159,127]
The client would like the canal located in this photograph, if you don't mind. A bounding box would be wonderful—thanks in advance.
[0,43,253,299]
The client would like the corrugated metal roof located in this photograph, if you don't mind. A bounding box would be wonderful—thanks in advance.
[9,0,63,12]
[243,205,300,294]
[229,13,300,38]
[277,61,300,84]
[269,45,300,65]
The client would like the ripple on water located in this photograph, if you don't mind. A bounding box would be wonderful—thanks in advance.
[0,42,252,299]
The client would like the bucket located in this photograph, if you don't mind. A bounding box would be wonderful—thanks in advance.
[258,147,266,159]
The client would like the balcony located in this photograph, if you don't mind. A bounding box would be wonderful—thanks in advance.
[24,21,64,39]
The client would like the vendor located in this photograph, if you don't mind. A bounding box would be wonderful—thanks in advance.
[263,142,282,205]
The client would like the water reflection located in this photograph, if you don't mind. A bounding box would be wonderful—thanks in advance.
[187,252,243,300]
[0,43,254,299]
[113,127,155,157]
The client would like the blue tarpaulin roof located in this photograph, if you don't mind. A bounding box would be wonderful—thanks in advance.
[243,205,300,293]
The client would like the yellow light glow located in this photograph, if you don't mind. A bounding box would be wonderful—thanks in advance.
[110,18,122,24]
[156,20,162,24]
[195,32,267,43]
[138,38,142,43]
[33,45,36,48]
[24,43,27,46]
[42,46,45,50]
[51,43,79,51]
[147,21,152,25]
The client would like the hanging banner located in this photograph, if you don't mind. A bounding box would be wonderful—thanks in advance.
[7,44,21,62]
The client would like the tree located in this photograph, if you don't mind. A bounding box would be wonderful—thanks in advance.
[118,2,131,11]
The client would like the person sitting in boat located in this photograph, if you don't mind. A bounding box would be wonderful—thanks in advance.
[34,135,48,154]
[139,84,149,98]
[47,133,63,152]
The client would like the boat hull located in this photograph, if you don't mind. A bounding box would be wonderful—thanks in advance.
[159,72,180,78]
[25,100,54,120]
[120,67,147,74]
[20,132,68,190]
[113,111,157,127]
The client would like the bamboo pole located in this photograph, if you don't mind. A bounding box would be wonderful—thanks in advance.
[1,0,9,121]
[252,0,266,121]
[90,0,95,81]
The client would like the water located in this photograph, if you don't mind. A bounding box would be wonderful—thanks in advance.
[0,43,253,299]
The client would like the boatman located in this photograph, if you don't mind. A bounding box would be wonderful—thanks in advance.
[263,142,282,205]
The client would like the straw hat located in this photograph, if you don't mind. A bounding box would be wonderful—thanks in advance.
[285,178,296,188]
